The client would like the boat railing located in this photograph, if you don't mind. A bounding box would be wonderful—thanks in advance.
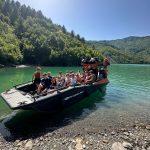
[31,82,97,101]
[31,83,86,100]
[32,86,66,100]
[14,80,32,88]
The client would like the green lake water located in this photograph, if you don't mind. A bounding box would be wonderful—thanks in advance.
[0,64,150,138]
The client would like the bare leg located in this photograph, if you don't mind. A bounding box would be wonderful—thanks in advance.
[37,84,43,94]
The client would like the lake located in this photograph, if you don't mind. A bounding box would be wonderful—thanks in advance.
[0,64,150,138]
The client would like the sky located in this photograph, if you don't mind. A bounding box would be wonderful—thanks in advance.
[15,0,150,40]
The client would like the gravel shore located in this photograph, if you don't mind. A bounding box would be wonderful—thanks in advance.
[0,118,150,150]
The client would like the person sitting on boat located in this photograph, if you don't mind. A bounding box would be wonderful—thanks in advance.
[75,73,82,85]
[58,71,65,83]
[59,71,63,78]
[70,73,77,86]
[78,70,82,76]
[85,70,96,84]
[66,70,69,74]
[37,73,51,94]
[92,67,98,80]
[47,72,52,86]
[51,77,57,89]
[56,76,65,89]
[65,73,70,87]
[32,66,41,89]
[79,72,86,84]
[84,70,90,81]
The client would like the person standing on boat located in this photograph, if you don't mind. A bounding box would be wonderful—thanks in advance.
[103,58,110,69]
[99,67,106,79]
[32,66,41,89]
[98,58,110,79]
[103,57,110,78]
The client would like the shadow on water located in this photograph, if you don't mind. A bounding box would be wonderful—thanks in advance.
[0,87,107,141]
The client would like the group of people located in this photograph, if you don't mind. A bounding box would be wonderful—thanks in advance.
[32,67,97,95]
[32,58,110,95]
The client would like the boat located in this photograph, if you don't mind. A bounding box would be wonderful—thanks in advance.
[0,58,110,112]
[0,79,108,112]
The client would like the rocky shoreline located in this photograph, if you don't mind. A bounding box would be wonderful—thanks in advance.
[0,121,150,150]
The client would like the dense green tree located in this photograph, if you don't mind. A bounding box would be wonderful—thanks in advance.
[80,37,85,43]
[76,34,80,41]
[0,21,22,64]
[62,25,67,33]
[71,30,75,38]
[92,45,95,50]
[87,37,150,64]
[0,0,103,66]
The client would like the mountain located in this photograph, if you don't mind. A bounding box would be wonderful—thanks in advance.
[87,36,150,64]
[0,0,149,66]
[0,0,102,66]
[108,36,150,53]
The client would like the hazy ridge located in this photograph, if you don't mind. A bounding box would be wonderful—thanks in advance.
[87,36,150,64]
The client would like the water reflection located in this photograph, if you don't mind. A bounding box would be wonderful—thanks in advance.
[0,87,107,141]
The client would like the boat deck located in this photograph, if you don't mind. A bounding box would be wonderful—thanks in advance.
[1,89,33,108]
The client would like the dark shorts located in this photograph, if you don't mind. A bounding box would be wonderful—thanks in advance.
[41,84,50,91]
[34,78,41,84]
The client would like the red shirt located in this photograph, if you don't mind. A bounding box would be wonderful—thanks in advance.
[35,71,41,79]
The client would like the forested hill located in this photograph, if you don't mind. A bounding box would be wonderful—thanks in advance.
[0,0,102,66]
[87,36,150,64]
[1,0,149,66]
[108,36,150,53]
